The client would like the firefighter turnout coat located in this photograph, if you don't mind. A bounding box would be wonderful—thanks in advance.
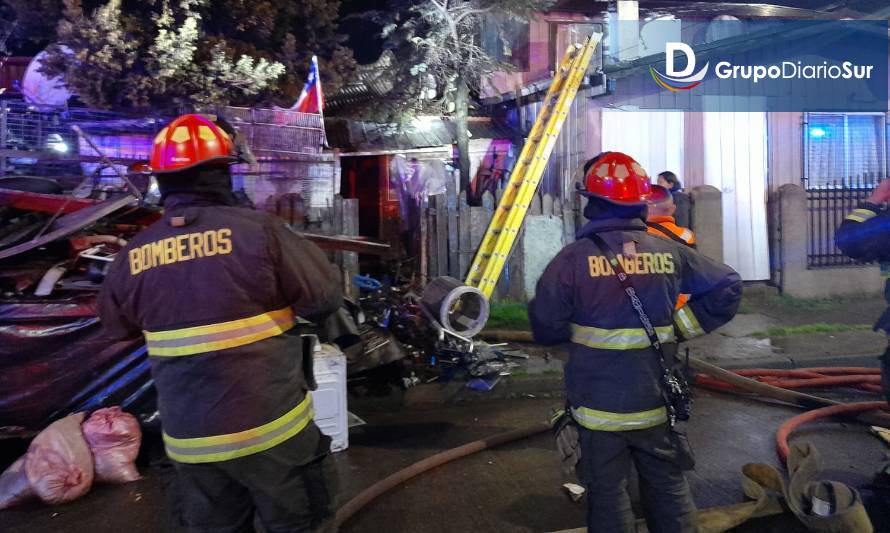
[837,201,890,405]
[837,202,890,332]
[529,217,742,431]
[99,193,342,464]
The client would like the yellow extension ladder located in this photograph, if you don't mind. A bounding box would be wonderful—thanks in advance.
[465,33,603,298]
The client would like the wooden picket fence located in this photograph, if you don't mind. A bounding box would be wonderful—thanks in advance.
[421,185,580,300]
[268,194,360,299]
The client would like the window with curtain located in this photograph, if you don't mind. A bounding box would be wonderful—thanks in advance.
[804,112,885,188]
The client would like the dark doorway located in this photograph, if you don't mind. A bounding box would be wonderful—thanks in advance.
[341,156,384,240]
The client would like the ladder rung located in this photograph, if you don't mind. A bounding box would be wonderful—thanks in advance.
[465,34,600,296]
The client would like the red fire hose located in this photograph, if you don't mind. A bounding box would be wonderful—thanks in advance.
[695,367,883,394]
[775,401,890,462]
[693,364,890,462]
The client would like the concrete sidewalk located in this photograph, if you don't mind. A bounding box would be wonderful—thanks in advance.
[685,286,887,368]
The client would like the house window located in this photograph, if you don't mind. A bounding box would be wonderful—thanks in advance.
[804,112,886,188]
[481,16,530,70]
[549,22,603,72]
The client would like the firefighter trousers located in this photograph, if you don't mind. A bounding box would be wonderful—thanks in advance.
[576,423,697,533]
[164,424,337,533]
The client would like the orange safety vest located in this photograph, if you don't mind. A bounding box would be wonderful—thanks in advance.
[646,216,697,246]
[647,216,696,309]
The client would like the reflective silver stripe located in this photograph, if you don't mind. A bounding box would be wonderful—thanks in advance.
[147,319,290,349]
[163,395,313,463]
[571,405,668,431]
[570,323,675,350]
[846,208,876,223]
[674,306,705,339]
[144,307,296,357]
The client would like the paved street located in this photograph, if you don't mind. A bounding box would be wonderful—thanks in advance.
[3,389,888,532]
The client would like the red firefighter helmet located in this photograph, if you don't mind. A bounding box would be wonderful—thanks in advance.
[150,114,237,174]
[581,152,666,205]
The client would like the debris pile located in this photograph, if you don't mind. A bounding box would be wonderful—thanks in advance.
[0,178,156,438]
[344,274,523,389]
[0,181,518,435]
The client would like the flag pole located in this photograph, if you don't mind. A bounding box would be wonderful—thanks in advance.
[313,55,329,149]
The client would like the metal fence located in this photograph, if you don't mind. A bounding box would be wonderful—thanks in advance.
[805,174,878,268]
[0,99,163,190]
[0,99,329,198]
[216,106,325,156]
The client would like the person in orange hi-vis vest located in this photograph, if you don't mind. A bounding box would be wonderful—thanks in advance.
[647,185,696,309]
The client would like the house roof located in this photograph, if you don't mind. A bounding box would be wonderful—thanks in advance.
[481,73,609,106]
[325,116,517,153]
[326,51,395,113]
[551,1,869,19]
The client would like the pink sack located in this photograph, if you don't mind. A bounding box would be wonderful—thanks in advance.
[24,412,94,505]
[0,457,36,509]
[82,407,141,484]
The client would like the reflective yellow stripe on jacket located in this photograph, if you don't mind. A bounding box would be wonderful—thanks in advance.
[144,307,296,356]
[571,405,667,431]
[845,208,877,223]
[570,323,676,350]
[163,394,314,463]
[674,305,705,339]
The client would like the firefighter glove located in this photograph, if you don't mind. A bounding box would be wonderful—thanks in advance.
[551,408,581,472]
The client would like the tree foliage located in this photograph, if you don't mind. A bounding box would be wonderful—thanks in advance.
[39,0,355,110]
[372,0,552,194]
[0,0,67,55]
[372,0,549,115]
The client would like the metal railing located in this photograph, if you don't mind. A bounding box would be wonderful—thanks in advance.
[216,106,325,156]
[0,100,163,189]
[0,100,328,193]
[805,174,878,268]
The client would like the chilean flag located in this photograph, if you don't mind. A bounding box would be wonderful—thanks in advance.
[290,55,324,114]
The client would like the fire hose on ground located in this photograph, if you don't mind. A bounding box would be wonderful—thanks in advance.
[334,356,890,532]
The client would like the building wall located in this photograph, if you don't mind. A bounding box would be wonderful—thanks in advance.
[243,154,339,211]
[683,113,705,188]
[514,86,602,202]
[767,112,803,190]
[601,109,685,180]
[486,12,601,98]
[482,11,889,288]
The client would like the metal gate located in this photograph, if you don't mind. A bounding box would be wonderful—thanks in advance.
[805,174,877,268]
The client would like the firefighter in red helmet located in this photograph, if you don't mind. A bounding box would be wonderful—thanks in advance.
[99,114,342,532]
[530,152,742,532]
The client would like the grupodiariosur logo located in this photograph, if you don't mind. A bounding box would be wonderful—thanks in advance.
[650,43,709,92]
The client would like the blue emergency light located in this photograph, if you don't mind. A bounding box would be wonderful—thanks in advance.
[809,126,827,138]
